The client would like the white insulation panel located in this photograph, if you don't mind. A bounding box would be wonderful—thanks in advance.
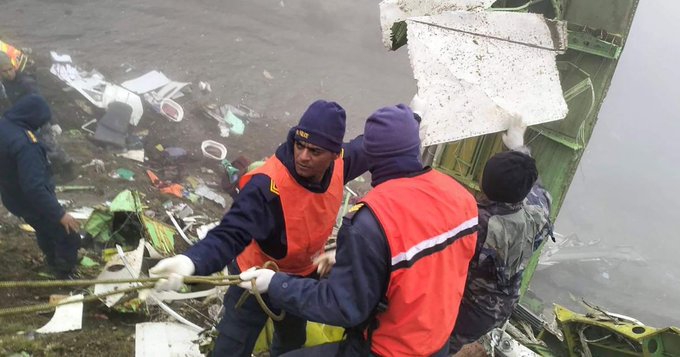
[407,11,568,145]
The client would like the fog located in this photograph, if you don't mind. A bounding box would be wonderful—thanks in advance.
[535,0,680,326]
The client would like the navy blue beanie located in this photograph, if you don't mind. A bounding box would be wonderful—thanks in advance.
[482,151,538,203]
[363,104,420,158]
[294,100,346,153]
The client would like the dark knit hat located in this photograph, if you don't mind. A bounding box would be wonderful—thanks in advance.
[482,151,538,204]
[293,100,346,153]
[363,104,420,158]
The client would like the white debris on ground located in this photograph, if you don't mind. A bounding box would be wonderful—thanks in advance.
[35,294,84,334]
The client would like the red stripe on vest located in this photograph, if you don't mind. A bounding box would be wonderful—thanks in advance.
[361,170,478,356]
[237,156,344,276]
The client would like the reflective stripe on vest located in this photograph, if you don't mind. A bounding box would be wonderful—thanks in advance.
[361,170,478,357]
[236,155,344,276]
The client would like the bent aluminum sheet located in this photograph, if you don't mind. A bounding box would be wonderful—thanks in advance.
[407,11,568,145]
[36,294,84,334]
[379,0,495,48]
[94,239,145,307]
[135,322,201,357]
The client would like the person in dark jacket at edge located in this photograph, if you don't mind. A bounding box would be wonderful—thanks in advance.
[236,104,479,357]
[0,94,81,279]
[0,51,74,175]
[449,116,554,354]
[149,99,369,357]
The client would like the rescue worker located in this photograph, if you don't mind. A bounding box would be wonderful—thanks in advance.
[0,51,74,174]
[0,51,38,105]
[237,104,479,356]
[0,95,81,278]
[150,99,369,357]
[449,117,553,353]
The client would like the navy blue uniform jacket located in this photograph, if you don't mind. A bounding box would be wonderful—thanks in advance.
[0,95,64,222]
[185,128,368,276]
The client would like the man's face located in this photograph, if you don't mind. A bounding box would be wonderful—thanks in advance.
[293,140,338,183]
[0,64,16,81]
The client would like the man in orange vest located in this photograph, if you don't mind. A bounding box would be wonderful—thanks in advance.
[238,104,479,356]
[150,99,368,357]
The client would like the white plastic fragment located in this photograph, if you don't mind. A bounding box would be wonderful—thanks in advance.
[201,140,227,160]
[117,149,145,163]
[196,222,219,240]
[166,210,194,246]
[406,11,568,145]
[159,98,184,122]
[36,294,84,334]
[152,287,218,302]
[68,207,94,220]
[135,322,202,357]
[199,81,212,93]
[195,185,227,208]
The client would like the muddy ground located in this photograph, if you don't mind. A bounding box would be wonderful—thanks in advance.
[1,1,400,355]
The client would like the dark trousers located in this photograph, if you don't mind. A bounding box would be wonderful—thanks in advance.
[449,302,500,353]
[212,264,307,357]
[23,215,80,275]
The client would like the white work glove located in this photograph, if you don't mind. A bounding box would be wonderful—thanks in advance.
[313,250,336,277]
[410,93,427,120]
[410,93,429,144]
[502,114,527,151]
[149,254,196,292]
[238,267,276,294]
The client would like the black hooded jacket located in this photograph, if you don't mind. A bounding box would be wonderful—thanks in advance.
[0,94,64,222]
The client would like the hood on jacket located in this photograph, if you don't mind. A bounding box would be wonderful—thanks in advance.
[3,94,51,130]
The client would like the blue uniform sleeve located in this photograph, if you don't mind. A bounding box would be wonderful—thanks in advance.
[184,174,279,276]
[342,135,369,184]
[268,207,389,327]
[15,142,64,222]
[20,75,39,95]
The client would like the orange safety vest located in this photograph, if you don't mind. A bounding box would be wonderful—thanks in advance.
[236,155,344,276]
[360,170,478,356]
[0,40,28,71]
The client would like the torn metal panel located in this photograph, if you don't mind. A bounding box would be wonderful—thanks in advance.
[140,215,176,256]
[36,294,84,334]
[94,240,145,307]
[379,0,495,48]
[110,189,143,212]
[407,11,568,145]
[135,322,202,357]
[49,51,108,108]
[121,70,170,94]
